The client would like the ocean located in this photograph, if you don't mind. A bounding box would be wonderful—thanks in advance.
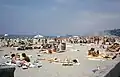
[0,35,35,39]
[0,35,64,39]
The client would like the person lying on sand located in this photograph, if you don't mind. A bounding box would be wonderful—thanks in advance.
[48,57,60,63]
[106,43,120,52]
[72,59,79,63]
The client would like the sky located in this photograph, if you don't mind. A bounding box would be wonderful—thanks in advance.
[0,0,120,36]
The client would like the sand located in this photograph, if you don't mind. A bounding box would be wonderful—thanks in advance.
[0,43,120,77]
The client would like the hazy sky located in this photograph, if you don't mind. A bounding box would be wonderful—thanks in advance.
[0,0,120,36]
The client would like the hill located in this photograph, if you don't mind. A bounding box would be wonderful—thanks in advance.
[104,29,120,36]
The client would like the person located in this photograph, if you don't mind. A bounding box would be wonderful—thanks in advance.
[18,53,30,67]
[73,59,78,63]
[15,53,20,60]
[88,48,95,55]
[96,50,99,55]
[22,53,30,62]
[11,54,16,64]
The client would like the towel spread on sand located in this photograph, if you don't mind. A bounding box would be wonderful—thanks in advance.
[88,58,105,61]
[87,56,105,61]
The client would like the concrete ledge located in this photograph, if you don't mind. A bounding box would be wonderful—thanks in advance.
[0,65,15,77]
[105,61,120,77]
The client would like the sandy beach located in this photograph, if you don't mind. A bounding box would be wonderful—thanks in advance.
[1,0,120,76]
[0,42,119,77]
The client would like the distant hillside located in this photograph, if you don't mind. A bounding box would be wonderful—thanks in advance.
[104,29,120,36]
[88,29,120,36]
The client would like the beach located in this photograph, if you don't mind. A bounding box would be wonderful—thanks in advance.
[1,0,120,76]
[1,41,120,77]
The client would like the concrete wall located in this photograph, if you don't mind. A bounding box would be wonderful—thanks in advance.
[105,61,120,77]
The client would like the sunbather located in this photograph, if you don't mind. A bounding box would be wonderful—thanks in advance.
[11,54,16,64]
[16,53,30,67]
[15,53,20,60]
[21,53,30,62]
[72,59,78,63]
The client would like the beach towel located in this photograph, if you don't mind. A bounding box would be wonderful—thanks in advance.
[28,55,32,58]
[29,64,35,68]
[87,55,105,61]
[5,62,17,66]
[88,58,105,61]
[22,65,28,69]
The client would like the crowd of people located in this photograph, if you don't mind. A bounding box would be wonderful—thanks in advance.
[1,36,120,68]
[10,53,31,67]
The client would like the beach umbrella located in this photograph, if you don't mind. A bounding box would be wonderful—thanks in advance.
[4,34,8,37]
[73,36,79,38]
[57,36,60,38]
[34,34,44,38]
